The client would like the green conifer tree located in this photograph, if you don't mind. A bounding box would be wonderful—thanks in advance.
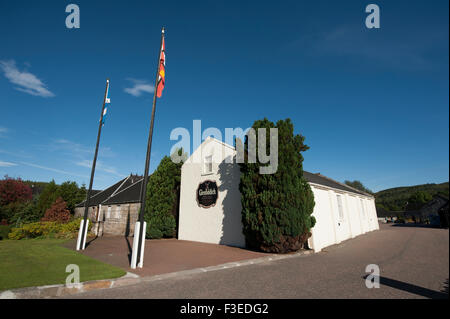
[144,148,187,239]
[239,118,316,253]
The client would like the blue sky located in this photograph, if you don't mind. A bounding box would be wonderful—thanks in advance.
[0,0,448,192]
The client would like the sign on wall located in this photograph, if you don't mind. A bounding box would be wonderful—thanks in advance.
[197,180,218,208]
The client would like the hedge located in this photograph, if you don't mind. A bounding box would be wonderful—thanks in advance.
[8,218,92,240]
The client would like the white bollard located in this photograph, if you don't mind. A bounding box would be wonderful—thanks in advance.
[82,219,89,250]
[131,221,147,269]
[130,222,140,269]
[76,219,84,251]
[76,219,89,251]
[138,222,146,268]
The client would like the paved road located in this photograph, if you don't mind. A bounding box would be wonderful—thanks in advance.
[67,224,449,299]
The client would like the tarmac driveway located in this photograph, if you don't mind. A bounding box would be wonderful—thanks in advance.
[65,236,268,277]
[66,223,449,299]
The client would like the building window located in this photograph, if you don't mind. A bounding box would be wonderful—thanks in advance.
[336,194,344,221]
[106,206,111,219]
[115,205,121,219]
[204,155,213,174]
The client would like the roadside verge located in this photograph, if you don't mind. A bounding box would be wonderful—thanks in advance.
[0,249,313,299]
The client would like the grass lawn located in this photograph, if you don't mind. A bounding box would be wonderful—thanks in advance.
[0,239,126,291]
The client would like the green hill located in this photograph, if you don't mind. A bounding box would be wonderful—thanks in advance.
[375,182,449,212]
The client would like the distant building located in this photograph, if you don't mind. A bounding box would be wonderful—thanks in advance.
[376,207,401,223]
[75,174,143,236]
[405,194,449,227]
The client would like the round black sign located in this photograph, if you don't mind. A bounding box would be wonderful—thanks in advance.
[197,180,218,208]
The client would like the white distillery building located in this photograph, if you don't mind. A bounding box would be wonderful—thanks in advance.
[178,137,379,252]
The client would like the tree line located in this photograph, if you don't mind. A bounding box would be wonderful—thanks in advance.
[343,179,449,213]
[0,176,86,226]
[375,182,449,212]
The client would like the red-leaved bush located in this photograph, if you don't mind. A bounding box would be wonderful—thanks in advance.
[0,175,32,206]
[41,197,71,223]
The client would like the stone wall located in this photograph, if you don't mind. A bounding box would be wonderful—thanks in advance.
[74,206,97,220]
[101,203,140,236]
[74,203,141,236]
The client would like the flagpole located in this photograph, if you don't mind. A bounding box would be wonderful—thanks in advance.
[77,78,109,250]
[135,28,165,267]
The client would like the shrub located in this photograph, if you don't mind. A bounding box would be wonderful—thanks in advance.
[0,175,32,206]
[7,218,91,240]
[7,200,41,226]
[0,202,28,223]
[146,211,177,239]
[36,180,86,216]
[41,198,71,223]
[239,118,315,253]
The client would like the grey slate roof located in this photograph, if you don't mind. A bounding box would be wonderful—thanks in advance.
[102,179,143,205]
[77,170,372,208]
[303,171,373,197]
[76,174,143,207]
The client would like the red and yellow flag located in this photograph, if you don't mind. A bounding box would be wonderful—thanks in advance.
[156,37,165,98]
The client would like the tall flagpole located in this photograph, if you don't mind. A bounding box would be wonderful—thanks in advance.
[134,28,165,268]
[77,78,110,250]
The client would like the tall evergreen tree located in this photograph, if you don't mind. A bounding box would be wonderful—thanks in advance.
[36,180,59,218]
[36,180,86,217]
[239,118,315,253]
[58,181,86,213]
[144,148,187,239]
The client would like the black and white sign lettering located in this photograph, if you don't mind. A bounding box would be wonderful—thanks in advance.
[197,180,218,208]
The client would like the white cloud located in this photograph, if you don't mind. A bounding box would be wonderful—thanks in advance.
[0,127,7,138]
[50,139,115,158]
[52,139,91,155]
[75,159,125,178]
[0,148,32,159]
[287,24,447,71]
[21,161,88,178]
[0,161,17,167]
[124,78,154,97]
[0,60,55,97]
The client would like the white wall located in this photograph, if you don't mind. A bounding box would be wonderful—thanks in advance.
[367,198,380,231]
[308,187,337,251]
[178,138,246,247]
[346,195,363,237]
[308,185,378,252]
[178,137,379,252]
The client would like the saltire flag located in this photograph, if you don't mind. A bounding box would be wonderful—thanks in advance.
[101,80,111,125]
[156,36,165,98]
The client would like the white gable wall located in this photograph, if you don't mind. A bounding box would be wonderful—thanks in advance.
[178,137,246,247]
